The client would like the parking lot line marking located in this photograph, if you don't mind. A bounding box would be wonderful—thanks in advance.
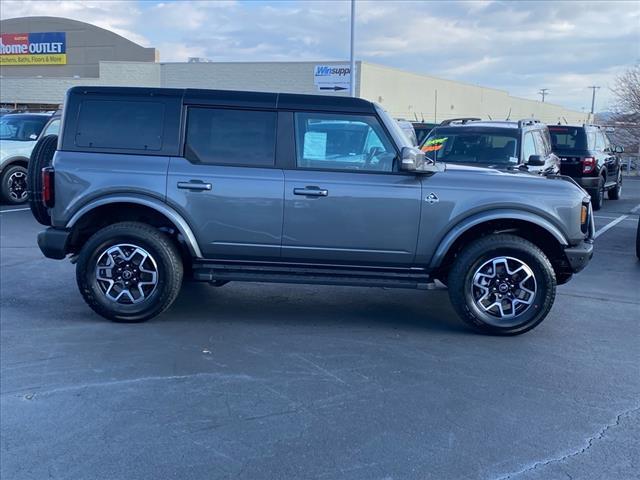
[595,215,629,238]
[0,207,31,213]
[631,204,640,214]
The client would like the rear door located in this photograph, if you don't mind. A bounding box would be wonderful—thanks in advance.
[281,111,422,265]
[167,106,284,260]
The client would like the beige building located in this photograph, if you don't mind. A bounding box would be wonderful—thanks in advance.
[1,16,586,124]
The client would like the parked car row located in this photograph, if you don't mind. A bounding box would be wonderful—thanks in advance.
[419,118,624,210]
[30,86,594,335]
[0,111,60,204]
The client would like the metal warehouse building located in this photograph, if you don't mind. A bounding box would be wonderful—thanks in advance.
[1,16,586,124]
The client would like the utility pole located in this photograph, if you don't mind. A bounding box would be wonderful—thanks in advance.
[538,88,549,102]
[588,86,600,122]
[349,0,356,97]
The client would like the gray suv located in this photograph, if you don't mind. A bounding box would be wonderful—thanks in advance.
[33,86,594,335]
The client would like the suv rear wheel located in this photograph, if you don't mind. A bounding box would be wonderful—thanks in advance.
[447,234,556,335]
[76,222,183,322]
[589,177,605,211]
[608,171,622,200]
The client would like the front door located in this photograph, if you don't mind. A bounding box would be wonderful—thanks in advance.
[281,112,422,266]
[167,106,284,260]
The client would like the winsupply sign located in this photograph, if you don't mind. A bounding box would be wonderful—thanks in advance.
[0,32,67,66]
[314,65,351,92]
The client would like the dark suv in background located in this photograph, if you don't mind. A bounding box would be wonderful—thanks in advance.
[421,118,560,175]
[548,124,623,210]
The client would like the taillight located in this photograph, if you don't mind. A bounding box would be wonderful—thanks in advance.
[582,157,596,174]
[42,167,55,207]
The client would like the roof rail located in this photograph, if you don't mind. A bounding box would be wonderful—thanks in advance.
[439,117,481,126]
[582,123,601,128]
[517,118,542,128]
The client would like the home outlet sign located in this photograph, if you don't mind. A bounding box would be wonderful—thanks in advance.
[314,65,351,92]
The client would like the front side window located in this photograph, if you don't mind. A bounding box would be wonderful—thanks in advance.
[422,130,519,166]
[522,132,536,161]
[185,107,276,167]
[294,113,396,172]
[532,130,547,156]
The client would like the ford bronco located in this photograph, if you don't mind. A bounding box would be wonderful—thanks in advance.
[33,86,593,335]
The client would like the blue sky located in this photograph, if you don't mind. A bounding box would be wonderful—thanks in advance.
[2,0,638,111]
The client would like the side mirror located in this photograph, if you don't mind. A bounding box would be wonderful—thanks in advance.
[527,154,545,166]
[615,145,624,154]
[399,146,423,171]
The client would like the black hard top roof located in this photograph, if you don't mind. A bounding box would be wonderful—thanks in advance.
[67,86,376,114]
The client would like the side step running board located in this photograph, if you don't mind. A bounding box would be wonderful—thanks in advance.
[192,261,434,290]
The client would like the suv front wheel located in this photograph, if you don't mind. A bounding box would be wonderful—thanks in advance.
[447,234,556,335]
[76,222,183,322]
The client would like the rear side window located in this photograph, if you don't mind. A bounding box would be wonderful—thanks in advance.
[185,108,276,167]
[75,100,165,151]
[548,126,588,150]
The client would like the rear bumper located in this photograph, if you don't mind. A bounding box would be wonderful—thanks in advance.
[574,176,600,190]
[37,227,71,259]
[563,240,594,273]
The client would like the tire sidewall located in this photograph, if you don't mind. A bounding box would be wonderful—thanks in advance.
[1,165,28,204]
[451,239,556,335]
[78,230,173,322]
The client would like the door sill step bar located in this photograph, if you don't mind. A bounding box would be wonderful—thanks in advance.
[192,260,435,290]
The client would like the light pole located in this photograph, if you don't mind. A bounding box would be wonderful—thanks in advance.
[349,0,356,97]
[538,88,549,102]
[588,86,600,122]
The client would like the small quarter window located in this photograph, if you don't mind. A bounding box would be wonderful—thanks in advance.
[76,100,165,151]
[522,132,536,161]
[185,108,276,167]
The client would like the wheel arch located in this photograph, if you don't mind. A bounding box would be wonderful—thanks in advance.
[1,156,30,172]
[430,211,570,281]
[66,196,202,258]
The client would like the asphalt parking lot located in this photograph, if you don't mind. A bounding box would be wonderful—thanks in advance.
[1,181,639,480]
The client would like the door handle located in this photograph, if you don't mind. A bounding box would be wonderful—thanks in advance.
[177,181,212,191]
[294,187,328,197]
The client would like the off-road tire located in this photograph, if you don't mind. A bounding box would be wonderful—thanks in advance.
[447,234,556,335]
[589,178,604,211]
[76,222,183,323]
[608,171,622,200]
[27,134,58,225]
[1,164,28,204]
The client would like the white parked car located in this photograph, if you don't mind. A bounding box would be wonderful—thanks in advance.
[0,113,60,204]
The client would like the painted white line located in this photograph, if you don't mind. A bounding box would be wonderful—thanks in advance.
[595,215,629,238]
[0,207,30,213]
[631,204,640,214]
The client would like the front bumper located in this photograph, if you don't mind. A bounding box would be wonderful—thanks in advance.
[563,240,594,273]
[37,227,71,259]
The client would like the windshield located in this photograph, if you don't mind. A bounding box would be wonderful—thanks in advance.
[421,129,519,166]
[548,126,588,151]
[0,116,49,141]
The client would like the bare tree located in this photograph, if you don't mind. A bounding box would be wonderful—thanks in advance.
[608,64,639,167]
[611,63,640,115]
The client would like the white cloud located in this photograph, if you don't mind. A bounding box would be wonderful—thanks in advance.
[1,0,638,111]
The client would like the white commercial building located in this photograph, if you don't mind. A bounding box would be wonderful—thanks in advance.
[1,16,586,124]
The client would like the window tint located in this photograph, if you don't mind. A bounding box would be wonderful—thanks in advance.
[42,119,60,137]
[522,132,536,161]
[185,108,276,167]
[548,126,588,151]
[76,100,164,151]
[294,113,396,172]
